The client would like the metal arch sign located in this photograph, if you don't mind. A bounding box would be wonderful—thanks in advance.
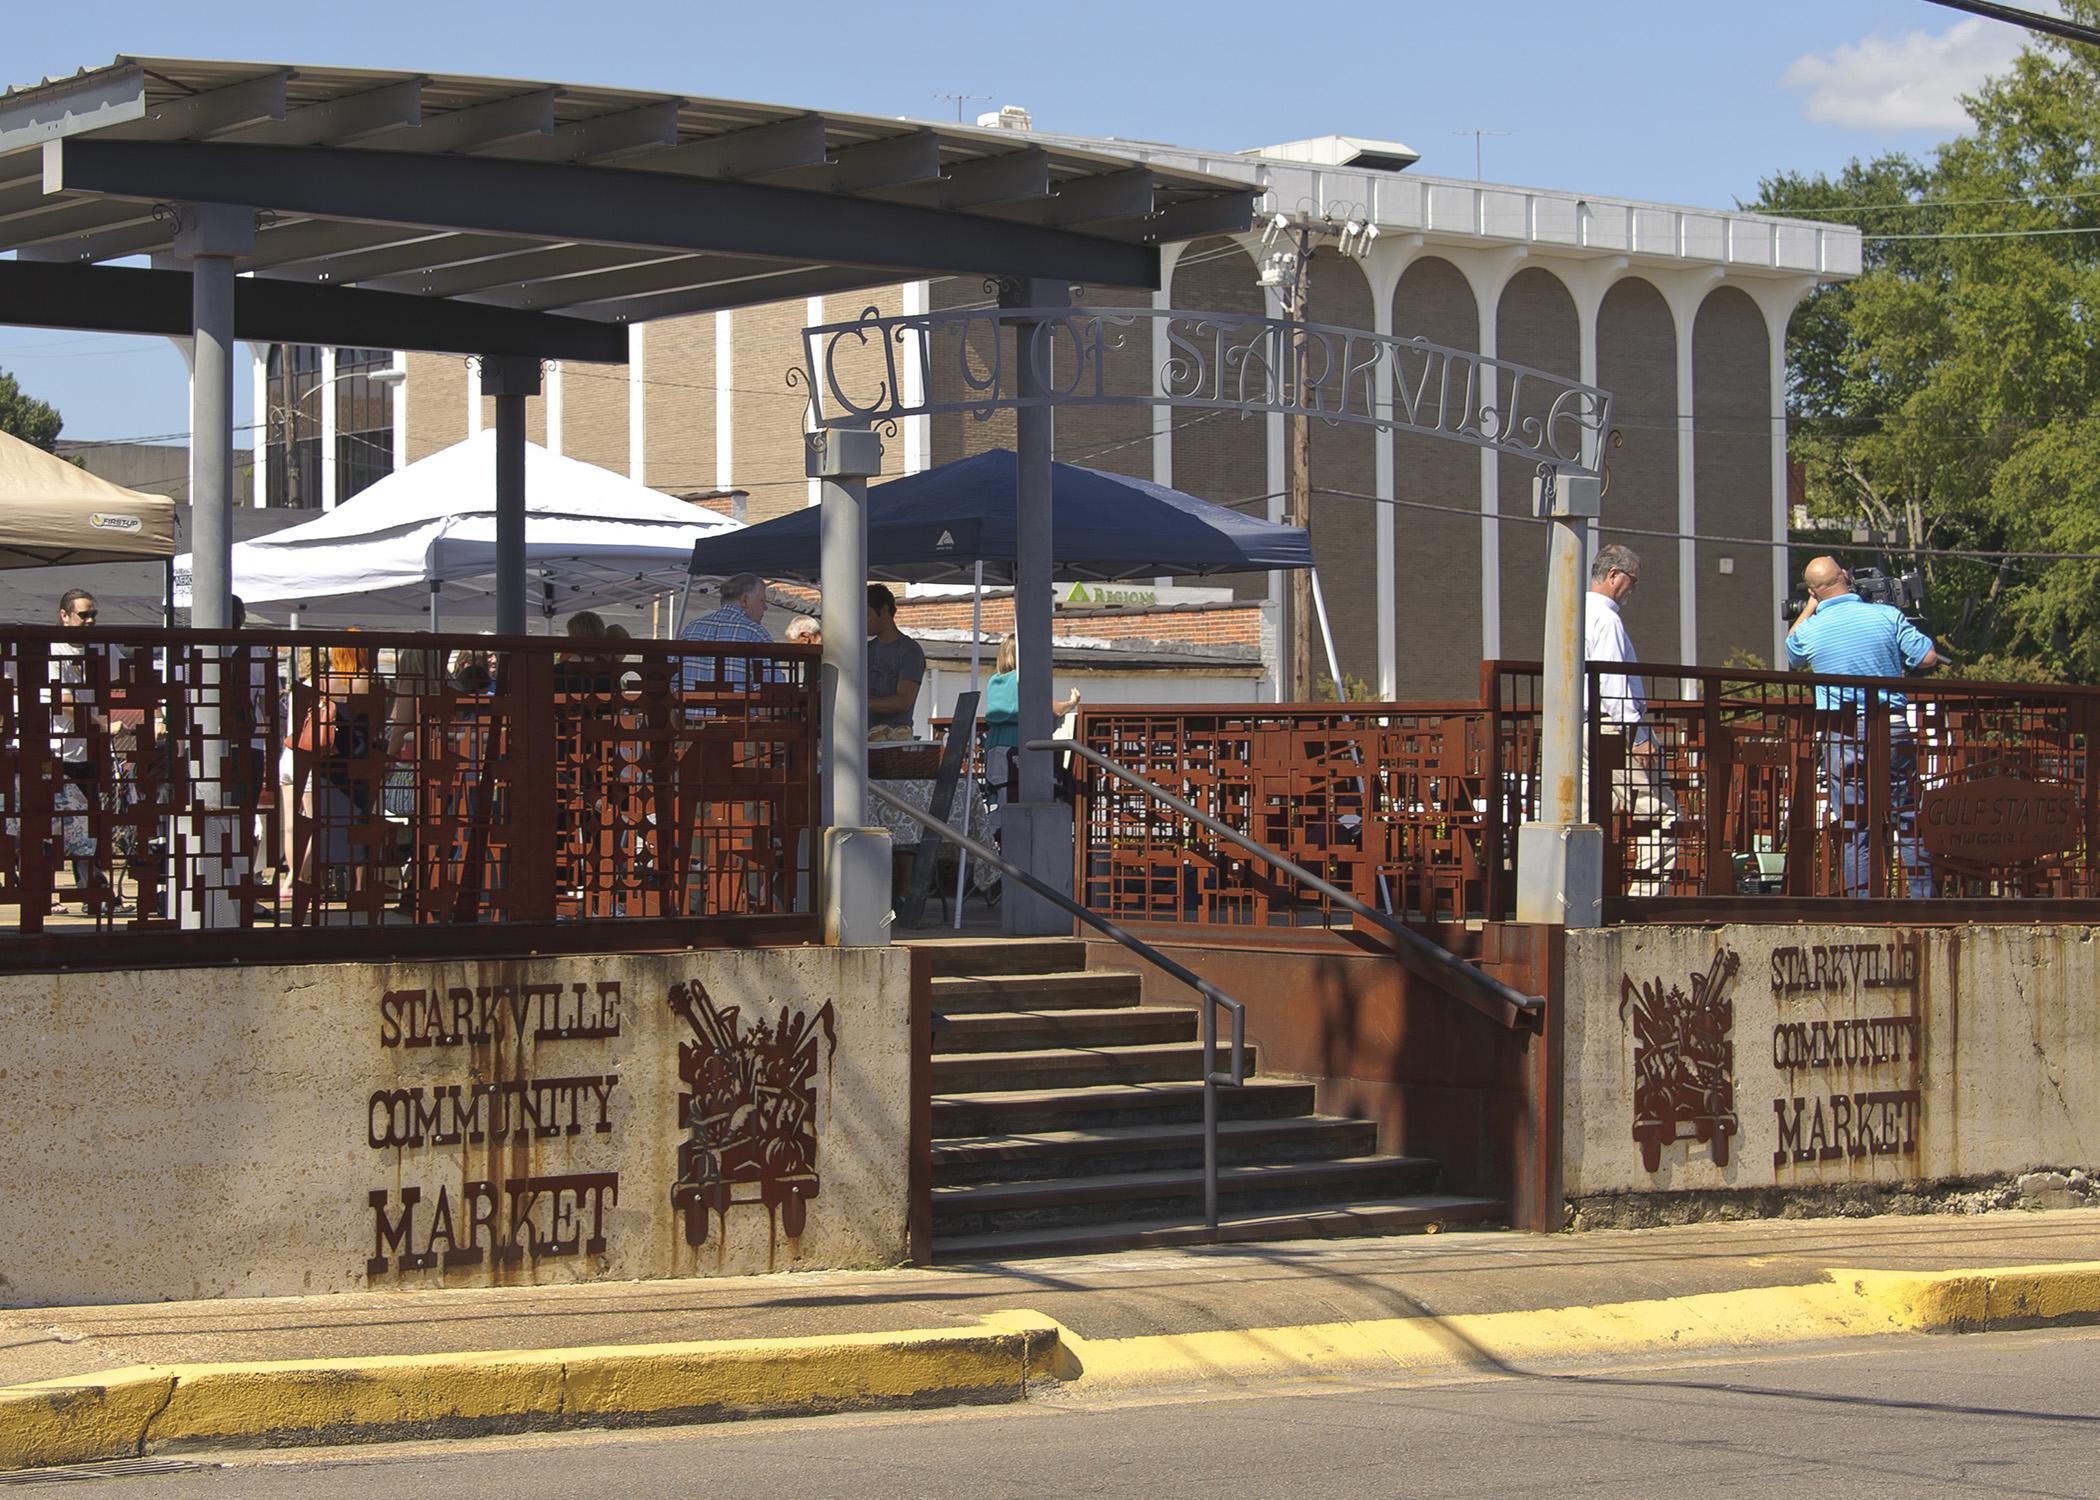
[795,304,1613,478]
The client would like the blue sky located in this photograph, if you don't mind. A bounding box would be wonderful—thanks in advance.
[0,0,2047,441]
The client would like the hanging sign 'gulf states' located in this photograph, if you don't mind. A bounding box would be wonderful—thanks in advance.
[1918,775,2082,868]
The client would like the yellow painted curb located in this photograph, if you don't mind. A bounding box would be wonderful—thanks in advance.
[0,1317,1060,1471]
[1839,1260,2100,1333]
[1054,1261,2100,1391]
[0,1366,175,1473]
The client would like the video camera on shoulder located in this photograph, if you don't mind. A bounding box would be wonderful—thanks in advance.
[1782,565,1926,623]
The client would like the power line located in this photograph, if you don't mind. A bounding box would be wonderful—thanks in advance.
[1919,0,2100,51]
[1761,186,2100,217]
[1312,484,2100,561]
[1868,224,2100,242]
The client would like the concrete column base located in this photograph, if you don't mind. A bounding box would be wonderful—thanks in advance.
[1515,822,1603,927]
[1000,800,1074,937]
[823,825,893,947]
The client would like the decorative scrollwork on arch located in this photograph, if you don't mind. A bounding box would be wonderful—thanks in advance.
[796,305,1614,478]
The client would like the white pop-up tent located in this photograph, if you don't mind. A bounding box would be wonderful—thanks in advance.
[174,432,741,628]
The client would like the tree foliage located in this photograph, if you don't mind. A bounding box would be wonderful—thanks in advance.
[0,370,63,453]
[1749,4,2100,681]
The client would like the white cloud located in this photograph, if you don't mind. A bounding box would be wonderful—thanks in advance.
[1782,15,2032,131]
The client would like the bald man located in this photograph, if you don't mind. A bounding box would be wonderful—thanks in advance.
[1786,556,1939,898]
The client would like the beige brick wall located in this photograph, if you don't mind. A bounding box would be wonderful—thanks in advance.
[1166,238,1268,603]
[403,352,468,463]
[1306,255,1378,690]
[731,297,821,520]
[1392,257,1485,699]
[930,276,1018,465]
[642,313,715,496]
[1595,277,1681,666]
[1691,287,1774,667]
[1495,267,1578,663]
[478,390,547,447]
[560,360,629,475]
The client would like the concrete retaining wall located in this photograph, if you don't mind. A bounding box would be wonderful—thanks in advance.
[1563,925,2100,1204]
[0,947,913,1307]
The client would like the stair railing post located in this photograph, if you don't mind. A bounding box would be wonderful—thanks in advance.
[1203,999,1219,1236]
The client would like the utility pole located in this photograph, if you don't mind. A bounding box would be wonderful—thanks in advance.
[1283,221,1315,702]
[1259,211,1378,700]
[1452,128,1509,181]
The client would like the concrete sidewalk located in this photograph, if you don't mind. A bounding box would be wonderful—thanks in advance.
[4,1211,2097,1469]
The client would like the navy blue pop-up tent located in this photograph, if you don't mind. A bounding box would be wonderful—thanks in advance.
[685,448,1311,584]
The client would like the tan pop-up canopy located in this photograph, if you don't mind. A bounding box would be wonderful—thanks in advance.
[0,429,177,568]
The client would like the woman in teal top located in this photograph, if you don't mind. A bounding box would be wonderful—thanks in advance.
[981,635,1079,794]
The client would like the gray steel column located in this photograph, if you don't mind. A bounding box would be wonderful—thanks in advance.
[1515,470,1603,927]
[811,423,888,946]
[1001,278,1075,936]
[480,356,541,637]
[173,205,253,630]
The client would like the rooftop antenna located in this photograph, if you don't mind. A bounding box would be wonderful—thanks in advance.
[1452,129,1510,181]
[935,92,992,123]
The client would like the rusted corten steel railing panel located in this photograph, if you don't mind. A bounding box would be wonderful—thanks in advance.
[1074,678,1540,928]
[0,625,819,961]
[1594,661,2100,916]
[1071,662,2100,928]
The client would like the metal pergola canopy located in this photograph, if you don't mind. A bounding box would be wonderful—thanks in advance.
[0,58,1257,354]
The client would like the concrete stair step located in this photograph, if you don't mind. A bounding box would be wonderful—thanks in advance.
[933,1194,1506,1262]
[907,938,1089,978]
[934,1005,1197,1054]
[930,1041,1255,1094]
[932,1078,1317,1136]
[932,1115,1379,1186]
[931,971,1143,1014]
[932,1154,1439,1236]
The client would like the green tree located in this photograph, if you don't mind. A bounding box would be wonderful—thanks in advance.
[1749,4,2100,680]
[0,369,63,452]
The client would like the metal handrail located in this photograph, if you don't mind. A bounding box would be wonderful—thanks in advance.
[867,783,1246,1234]
[1045,737,1544,1029]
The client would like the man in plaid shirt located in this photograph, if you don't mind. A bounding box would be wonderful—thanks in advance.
[678,573,772,690]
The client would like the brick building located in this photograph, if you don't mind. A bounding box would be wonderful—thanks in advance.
[250,118,1858,699]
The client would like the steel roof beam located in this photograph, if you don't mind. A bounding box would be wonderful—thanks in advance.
[123,70,291,141]
[464,251,816,310]
[15,218,173,263]
[0,198,159,246]
[492,99,682,164]
[1042,167,1155,228]
[829,129,942,193]
[0,257,628,361]
[216,77,425,147]
[43,137,1163,289]
[363,242,681,298]
[357,88,557,154]
[253,231,550,284]
[1134,192,1259,244]
[635,112,829,179]
[558,263,908,324]
[238,219,465,272]
[924,148,1052,210]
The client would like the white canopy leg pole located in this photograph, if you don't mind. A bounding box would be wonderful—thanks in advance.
[1311,566,1394,915]
[955,559,985,928]
[428,579,440,633]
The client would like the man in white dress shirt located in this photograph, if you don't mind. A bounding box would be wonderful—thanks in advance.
[1585,544,1677,895]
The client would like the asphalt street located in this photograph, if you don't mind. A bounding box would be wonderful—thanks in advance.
[20,1326,2100,1499]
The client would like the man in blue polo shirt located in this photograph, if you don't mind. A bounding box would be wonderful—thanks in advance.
[1785,555,1939,897]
